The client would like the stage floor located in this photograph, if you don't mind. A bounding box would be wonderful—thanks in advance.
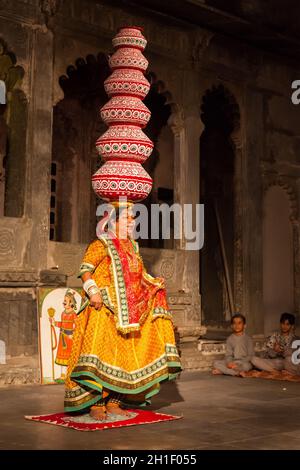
[1,370,300,450]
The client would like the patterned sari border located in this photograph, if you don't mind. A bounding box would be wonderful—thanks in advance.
[70,360,181,392]
[99,287,115,311]
[64,369,180,412]
[103,237,132,332]
[64,393,102,413]
[71,345,180,386]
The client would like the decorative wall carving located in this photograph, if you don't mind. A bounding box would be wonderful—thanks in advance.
[0,229,16,262]
[160,259,175,280]
[198,340,226,355]
[168,105,185,138]
[0,218,32,269]
[168,294,191,305]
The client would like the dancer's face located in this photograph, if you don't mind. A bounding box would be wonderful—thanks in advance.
[115,209,135,238]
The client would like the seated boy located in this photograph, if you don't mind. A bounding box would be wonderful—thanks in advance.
[251,312,298,374]
[212,314,254,377]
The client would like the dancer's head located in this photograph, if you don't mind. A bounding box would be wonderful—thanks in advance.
[112,204,135,239]
[97,200,135,239]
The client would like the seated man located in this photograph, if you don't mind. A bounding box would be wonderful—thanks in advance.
[251,312,297,373]
[212,314,254,377]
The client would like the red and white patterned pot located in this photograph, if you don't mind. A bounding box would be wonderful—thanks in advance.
[112,26,147,51]
[92,161,153,202]
[100,96,151,127]
[104,69,150,99]
[109,47,148,72]
[96,125,153,163]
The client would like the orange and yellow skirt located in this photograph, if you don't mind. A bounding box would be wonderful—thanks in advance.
[64,304,182,412]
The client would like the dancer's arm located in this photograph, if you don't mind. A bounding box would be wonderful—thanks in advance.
[81,272,103,310]
[78,239,106,310]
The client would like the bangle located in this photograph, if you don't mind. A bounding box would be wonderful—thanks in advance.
[83,279,102,299]
[83,278,97,294]
[87,286,101,298]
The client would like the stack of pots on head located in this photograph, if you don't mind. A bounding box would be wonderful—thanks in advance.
[92,26,153,203]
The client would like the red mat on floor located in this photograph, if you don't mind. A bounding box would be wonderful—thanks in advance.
[25,409,182,431]
[243,369,300,382]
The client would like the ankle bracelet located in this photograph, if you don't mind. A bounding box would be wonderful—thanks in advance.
[107,397,121,405]
[107,401,121,408]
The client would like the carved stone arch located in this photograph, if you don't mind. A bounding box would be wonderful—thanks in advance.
[199,83,243,326]
[263,175,298,223]
[146,71,180,116]
[0,38,27,217]
[201,83,241,137]
[263,174,300,316]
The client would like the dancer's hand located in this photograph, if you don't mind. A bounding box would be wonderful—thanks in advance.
[90,294,103,310]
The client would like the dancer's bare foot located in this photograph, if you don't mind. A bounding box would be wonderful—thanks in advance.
[106,403,131,417]
[212,368,223,375]
[90,405,107,421]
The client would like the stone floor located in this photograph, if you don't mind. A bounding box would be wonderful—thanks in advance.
[1,370,300,450]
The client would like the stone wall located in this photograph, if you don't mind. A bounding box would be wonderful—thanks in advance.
[0,288,37,358]
[0,285,39,385]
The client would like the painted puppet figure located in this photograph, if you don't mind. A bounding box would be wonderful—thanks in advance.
[49,289,77,379]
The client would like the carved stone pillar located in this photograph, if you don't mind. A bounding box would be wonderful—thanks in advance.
[231,128,244,314]
[242,89,264,335]
[170,105,206,367]
[25,27,54,271]
[181,107,204,321]
[168,106,185,250]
